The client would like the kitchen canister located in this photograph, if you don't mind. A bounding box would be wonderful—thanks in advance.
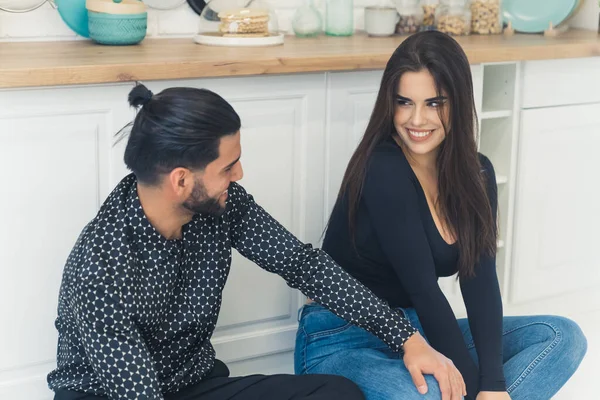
[86,0,148,45]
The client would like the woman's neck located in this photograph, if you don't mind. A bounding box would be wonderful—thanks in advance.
[393,136,438,176]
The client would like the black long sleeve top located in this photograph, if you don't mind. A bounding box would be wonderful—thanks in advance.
[323,137,506,398]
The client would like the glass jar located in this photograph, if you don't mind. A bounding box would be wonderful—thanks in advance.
[420,0,439,31]
[470,0,502,34]
[435,0,471,36]
[292,0,322,37]
[395,0,423,35]
[325,0,354,36]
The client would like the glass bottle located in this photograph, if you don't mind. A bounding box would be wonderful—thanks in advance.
[470,0,502,34]
[292,0,323,37]
[325,0,354,36]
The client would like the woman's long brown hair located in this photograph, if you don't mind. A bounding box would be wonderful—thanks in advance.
[335,31,497,278]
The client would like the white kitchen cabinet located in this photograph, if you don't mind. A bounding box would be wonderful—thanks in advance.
[325,70,384,216]
[506,68,600,399]
[521,57,600,109]
[0,84,134,400]
[511,103,600,304]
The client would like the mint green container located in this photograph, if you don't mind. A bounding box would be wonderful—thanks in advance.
[88,11,147,45]
[325,0,354,36]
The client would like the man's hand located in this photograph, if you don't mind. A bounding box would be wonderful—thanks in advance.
[403,332,466,400]
[476,392,511,400]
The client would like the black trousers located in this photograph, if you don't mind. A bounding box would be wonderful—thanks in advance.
[54,360,364,400]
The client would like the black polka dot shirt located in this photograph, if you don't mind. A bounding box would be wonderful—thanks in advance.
[47,174,416,399]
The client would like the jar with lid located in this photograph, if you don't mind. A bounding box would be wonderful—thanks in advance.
[435,0,471,36]
[470,0,502,34]
[394,0,423,35]
[420,0,439,31]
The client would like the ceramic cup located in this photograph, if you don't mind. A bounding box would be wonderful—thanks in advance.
[364,7,399,36]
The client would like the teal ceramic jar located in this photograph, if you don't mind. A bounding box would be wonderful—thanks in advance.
[86,0,148,45]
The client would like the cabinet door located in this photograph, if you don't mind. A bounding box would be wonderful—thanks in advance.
[0,84,133,400]
[511,104,600,303]
[326,70,384,215]
[182,74,327,366]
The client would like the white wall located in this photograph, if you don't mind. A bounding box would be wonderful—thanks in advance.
[0,0,597,42]
[570,0,600,30]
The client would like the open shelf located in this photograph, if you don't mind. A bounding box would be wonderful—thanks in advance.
[496,175,508,185]
[481,110,513,120]
[479,117,513,178]
[482,64,517,113]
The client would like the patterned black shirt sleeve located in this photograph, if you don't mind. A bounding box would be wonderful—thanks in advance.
[226,183,417,352]
[71,274,163,400]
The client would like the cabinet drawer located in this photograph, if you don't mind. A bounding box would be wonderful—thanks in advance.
[522,57,600,109]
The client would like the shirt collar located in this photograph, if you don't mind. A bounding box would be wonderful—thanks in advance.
[122,173,182,252]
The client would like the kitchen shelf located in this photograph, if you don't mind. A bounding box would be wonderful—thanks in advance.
[481,110,512,120]
[496,175,508,185]
[482,64,517,113]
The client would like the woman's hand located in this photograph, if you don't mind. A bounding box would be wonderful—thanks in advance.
[476,391,511,400]
[403,332,466,400]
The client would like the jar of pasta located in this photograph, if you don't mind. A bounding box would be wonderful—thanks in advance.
[395,0,424,35]
[470,0,502,34]
[420,0,439,31]
[435,0,471,36]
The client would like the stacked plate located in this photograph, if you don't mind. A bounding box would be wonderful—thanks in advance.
[0,0,47,12]
[503,0,581,33]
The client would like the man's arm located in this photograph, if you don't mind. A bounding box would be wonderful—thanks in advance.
[226,182,416,351]
[226,183,465,399]
[70,278,163,400]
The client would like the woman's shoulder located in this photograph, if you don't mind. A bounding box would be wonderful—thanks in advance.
[362,138,415,199]
[478,152,494,172]
[368,137,412,176]
[477,153,496,181]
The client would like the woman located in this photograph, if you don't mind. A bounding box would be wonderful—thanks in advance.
[294,31,587,400]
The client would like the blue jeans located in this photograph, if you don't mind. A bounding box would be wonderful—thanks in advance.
[294,303,587,400]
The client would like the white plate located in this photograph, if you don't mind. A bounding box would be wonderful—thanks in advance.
[143,0,186,10]
[0,0,47,12]
[194,32,284,47]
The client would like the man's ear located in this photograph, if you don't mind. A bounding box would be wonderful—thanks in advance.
[168,167,193,198]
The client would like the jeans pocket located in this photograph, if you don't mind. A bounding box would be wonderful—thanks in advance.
[299,305,352,338]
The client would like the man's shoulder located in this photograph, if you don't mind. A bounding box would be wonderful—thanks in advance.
[66,175,136,284]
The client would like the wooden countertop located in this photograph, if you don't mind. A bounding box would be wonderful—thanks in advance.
[1,30,599,89]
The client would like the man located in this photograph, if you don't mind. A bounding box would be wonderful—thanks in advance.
[48,84,465,400]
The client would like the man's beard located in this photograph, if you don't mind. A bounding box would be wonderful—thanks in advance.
[182,178,227,217]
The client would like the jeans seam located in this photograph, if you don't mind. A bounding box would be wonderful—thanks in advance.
[305,322,352,339]
[504,321,562,394]
[463,321,555,350]
[300,325,308,373]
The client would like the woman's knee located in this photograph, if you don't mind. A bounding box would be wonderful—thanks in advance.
[379,375,443,400]
[552,316,588,363]
[420,374,443,400]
